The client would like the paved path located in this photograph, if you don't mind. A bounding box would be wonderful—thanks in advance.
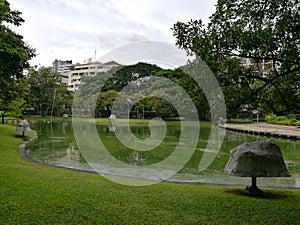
[223,123,300,140]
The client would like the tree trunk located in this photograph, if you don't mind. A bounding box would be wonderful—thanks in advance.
[1,113,4,125]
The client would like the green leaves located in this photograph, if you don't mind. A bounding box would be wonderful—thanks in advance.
[172,0,300,117]
[27,68,72,116]
[0,0,35,121]
[0,0,24,26]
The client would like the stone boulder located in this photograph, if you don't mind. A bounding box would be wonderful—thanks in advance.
[224,139,290,177]
[16,119,31,137]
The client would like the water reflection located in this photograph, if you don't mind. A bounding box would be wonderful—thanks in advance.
[108,126,116,133]
[131,151,147,166]
[27,120,300,187]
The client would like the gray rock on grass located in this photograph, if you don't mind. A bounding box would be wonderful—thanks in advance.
[224,139,290,193]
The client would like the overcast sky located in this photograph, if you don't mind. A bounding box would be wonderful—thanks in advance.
[9,0,217,67]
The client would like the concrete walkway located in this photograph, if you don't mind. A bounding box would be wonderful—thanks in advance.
[223,123,300,140]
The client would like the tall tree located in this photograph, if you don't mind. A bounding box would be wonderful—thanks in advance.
[27,68,72,117]
[172,0,299,117]
[0,0,35,123]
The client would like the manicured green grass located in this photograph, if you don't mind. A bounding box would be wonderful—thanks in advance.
[1,124,300,224]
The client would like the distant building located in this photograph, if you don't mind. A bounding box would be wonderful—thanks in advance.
[52,59,74,85]
[240,58,275,77]
[67,61,121,92]
[103,61,122,70]
[52,59,73,73]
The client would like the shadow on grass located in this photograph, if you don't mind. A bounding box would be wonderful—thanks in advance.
[224,188,289,199]
[14,134,30,141]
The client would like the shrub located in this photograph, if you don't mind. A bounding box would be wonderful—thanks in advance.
[274,120,290,126]
[265,114,276,123]
[228,118,253,124]
[277,116,287,121]
[291,121,300,126]
[265,114,300,126]
[6,111,23,118]
[165,117,184,121]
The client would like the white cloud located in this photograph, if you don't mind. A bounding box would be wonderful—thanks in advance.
[9,0,217,66]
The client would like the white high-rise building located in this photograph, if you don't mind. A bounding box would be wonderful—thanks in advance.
[67,61,121,92]
[52,59,74,85]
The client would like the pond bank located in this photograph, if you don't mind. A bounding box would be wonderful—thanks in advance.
[223,123,300,140]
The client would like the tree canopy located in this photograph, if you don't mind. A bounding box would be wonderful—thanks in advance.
[75,63,163,118]
[101,62,161,92]
[27,68,73,117]
[0,0,35,123]
[172,0,300,117]
[76,62,209,119]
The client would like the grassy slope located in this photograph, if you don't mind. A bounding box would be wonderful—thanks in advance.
[1,124,300,224]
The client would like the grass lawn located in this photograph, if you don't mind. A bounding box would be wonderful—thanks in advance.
[1,124,300,224]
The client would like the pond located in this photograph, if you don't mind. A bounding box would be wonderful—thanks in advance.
[26,120,300,187]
